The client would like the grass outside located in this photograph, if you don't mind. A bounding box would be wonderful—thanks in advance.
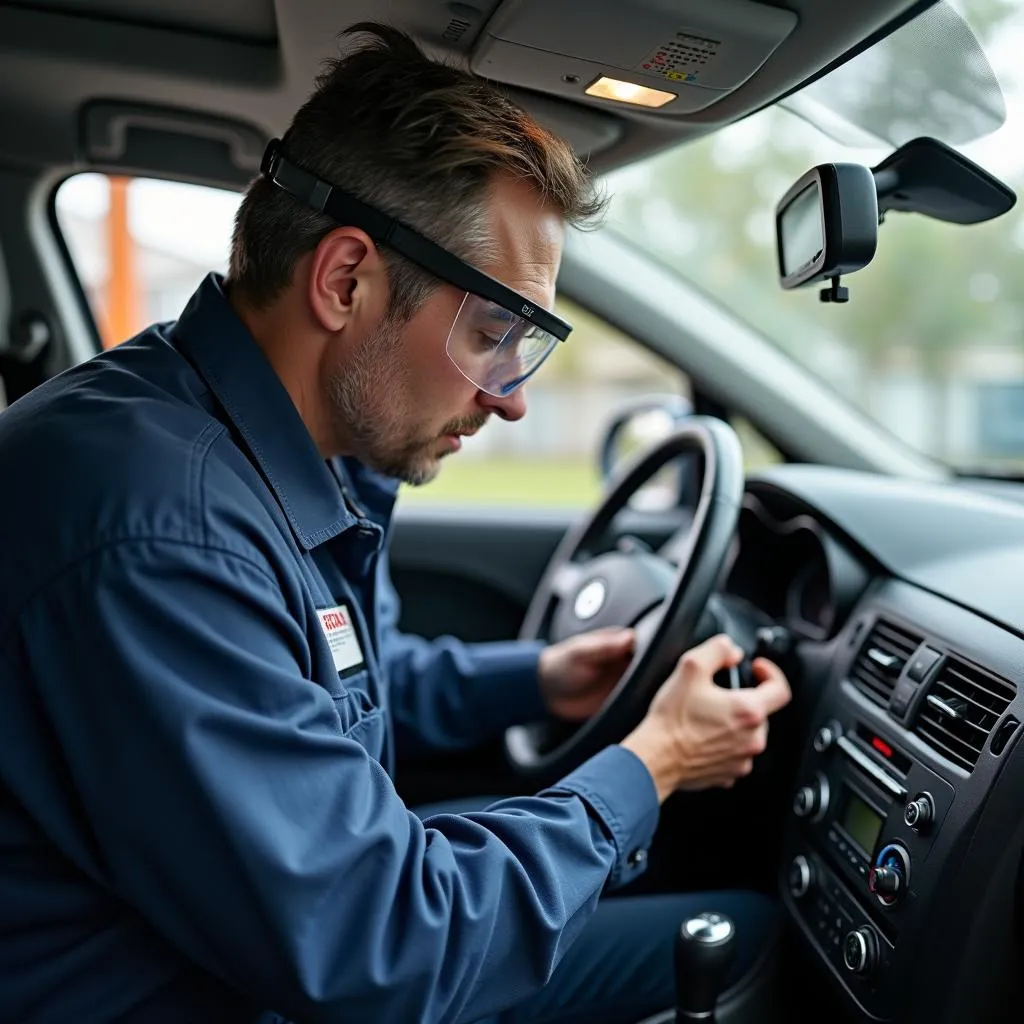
[400,457,602,508]
[398,434,783,509]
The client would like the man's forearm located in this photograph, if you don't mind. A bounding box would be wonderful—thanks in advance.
[386,632,548,756]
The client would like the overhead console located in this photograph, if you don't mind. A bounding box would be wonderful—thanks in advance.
[470,0,797,115]
[781,578,1024,1022]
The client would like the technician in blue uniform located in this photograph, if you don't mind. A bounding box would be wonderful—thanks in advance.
[0,23,791,1024]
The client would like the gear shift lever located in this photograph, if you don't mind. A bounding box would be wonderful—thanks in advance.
[675,911,736,1022]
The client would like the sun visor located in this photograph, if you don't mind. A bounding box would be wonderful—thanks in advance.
[470,0,798,116]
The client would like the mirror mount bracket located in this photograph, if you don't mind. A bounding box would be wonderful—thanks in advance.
[871,137,1015,225]
[819,275,849,304]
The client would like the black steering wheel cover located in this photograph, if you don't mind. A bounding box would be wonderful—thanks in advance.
[505,417,745,784]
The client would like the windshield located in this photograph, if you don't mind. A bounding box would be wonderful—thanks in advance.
[604,0,1024,476]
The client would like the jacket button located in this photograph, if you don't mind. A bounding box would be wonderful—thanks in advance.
[627,848,648,868]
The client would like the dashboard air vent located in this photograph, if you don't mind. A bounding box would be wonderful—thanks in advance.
[849,619,920,707]
[914,658,1016,772]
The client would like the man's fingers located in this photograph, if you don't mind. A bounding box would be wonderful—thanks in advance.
[609,627,636,651]
[745,722,769,757]
[582,627,636,655]
[750,657,793,716]
[678,634,742,679]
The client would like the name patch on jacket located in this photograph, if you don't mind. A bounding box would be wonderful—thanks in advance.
[316,604,366,674]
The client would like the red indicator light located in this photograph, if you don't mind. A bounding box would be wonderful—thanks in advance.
[872,737,893,758]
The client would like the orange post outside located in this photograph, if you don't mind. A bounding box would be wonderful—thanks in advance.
[102,176,140,349]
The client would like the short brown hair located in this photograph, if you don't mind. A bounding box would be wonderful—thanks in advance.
[228,22,605,317]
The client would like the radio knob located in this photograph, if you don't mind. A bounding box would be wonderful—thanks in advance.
[792,773,830,821]
[793,786,815,817]
[869,866,901,896]
[788,854,813,898]
[904,792,935,834]
[870,843,910,907]
[813,721,842,753]
[843,926,878,976]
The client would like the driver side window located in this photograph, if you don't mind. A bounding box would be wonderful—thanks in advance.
[52,173,779,508]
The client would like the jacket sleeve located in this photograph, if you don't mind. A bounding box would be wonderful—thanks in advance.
[8,537,659,1024]
[376,550,551,757]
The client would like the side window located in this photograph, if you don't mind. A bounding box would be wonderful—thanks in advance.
[406,296,691,508]
[55,174,241,348]
[52,175,774,504]
[731,416,782,473]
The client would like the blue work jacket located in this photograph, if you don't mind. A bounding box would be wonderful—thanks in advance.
[0,274,659,1023]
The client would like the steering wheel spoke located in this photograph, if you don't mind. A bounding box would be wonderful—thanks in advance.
[550,561,588,602]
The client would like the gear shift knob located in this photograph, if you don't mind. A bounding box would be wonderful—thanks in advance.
[675,911,736,1022]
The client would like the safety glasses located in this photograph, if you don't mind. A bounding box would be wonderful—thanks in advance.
[261,140,572,395]
[445,292,562,397]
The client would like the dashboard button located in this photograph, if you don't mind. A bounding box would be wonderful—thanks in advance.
[869,866,901,896]
[904,792,935,834]
[794,787,813,816]
[992,716,1020,756]
[871,843,911,907]
[793,773,830,821]
[813,721,842,753]
[890,676,919,716]
[788,855,813,898]
[907,646,943,682]
[843,926,878,975]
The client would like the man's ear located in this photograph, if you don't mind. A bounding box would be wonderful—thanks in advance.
[307,227,385,333]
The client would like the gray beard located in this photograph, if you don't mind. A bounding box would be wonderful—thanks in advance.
[327,317,441,486]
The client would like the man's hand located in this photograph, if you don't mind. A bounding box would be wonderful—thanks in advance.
[538,627,636,721]
[621,634,792,802]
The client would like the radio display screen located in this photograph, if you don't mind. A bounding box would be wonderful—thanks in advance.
[842,790,883,854]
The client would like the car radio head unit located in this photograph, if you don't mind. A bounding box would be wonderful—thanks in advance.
[783,709,957,1019]
[837,785,884,864]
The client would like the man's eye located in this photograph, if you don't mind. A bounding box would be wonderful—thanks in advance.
[474,332,503,351]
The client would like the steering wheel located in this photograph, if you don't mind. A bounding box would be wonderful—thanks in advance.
[505,416,745,783]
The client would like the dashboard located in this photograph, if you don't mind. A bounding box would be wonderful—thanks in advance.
[723,491,870,641]
[731,465,1024,1024]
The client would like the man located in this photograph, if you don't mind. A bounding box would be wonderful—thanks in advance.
[0,23,791,1024]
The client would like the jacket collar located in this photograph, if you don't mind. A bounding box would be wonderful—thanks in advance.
[334,456,399,530]
[172,273,356,550]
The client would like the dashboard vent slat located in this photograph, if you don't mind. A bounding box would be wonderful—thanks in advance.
[849,619,921,707]
[914,657,1016,772]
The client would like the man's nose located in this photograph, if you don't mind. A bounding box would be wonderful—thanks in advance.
[478,386,527,422]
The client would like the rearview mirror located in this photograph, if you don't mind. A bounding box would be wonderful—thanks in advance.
[775,136,1015,302]
[775,163,878,299]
